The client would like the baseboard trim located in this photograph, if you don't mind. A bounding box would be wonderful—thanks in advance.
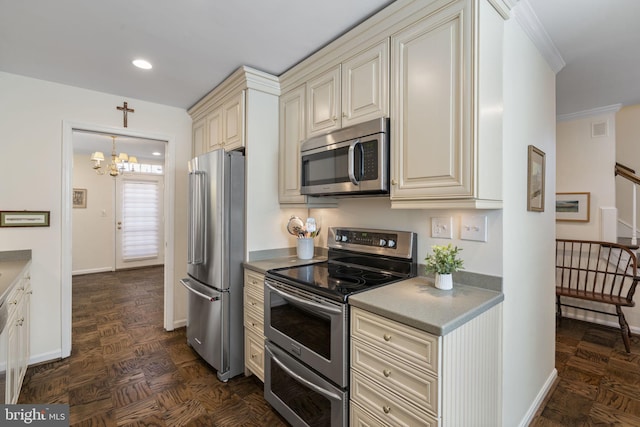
[171,319,187,330]
[518,368,558,427]
[29,349,64,366]
[562,311,640,335]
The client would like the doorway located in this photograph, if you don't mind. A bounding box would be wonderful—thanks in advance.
[62,121,176,359]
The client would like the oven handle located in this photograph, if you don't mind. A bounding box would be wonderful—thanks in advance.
[348,139,362,185]
[266,344,342,402]
[265,281,341,315]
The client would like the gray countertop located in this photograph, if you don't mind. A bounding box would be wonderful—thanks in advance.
[243,255,327,274]
[349,276,504,336]
[0,250,32,307]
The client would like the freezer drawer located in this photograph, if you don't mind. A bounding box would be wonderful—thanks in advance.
[180,277,228,380]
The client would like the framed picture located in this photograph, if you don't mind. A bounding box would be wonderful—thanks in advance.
[527,145,545,212]
[73,188,87,208]
[556,192,591,222]
[0,211,50,227]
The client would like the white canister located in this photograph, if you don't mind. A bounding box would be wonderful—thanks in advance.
[297,238,314,260]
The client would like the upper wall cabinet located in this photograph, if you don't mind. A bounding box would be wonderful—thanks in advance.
[307,40,389,138]
[189,66,279,157]
[390,0,504,209]
[279,84,306,203]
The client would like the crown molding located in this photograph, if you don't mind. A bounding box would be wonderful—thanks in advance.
[511,0,565,74]
[556,104,623,122]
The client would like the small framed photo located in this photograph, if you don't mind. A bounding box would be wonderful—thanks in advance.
[0,211,50,227]
[527,145,545,212]
[556,192,591,222]
[73,188,87,208]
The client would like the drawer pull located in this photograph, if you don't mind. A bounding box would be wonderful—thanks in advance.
[383,333,391,341]
[382,406,391,414]
[383,369,391,377]
[251,353,257,359]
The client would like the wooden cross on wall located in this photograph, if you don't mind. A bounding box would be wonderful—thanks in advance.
[117,102,135,128]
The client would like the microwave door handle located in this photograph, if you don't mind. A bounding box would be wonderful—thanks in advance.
[348,139,362,185]
[265,344,342,401]
[265,282,341,315]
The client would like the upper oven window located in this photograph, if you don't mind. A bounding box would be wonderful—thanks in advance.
[270,293,331,359]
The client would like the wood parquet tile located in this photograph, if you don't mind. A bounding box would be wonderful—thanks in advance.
[532,318,640,426]
[18,266,288,427]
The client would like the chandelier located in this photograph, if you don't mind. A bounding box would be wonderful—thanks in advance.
[90,136,138,177]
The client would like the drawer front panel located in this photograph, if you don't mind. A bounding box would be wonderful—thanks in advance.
[351,307,439,374]
[352,338,438,415]
[245,329,265,381]
[244,304,264,336]
[351,371,438,427]
[244,287,263,313]
[351,400,392,427]
[244,270,264,302]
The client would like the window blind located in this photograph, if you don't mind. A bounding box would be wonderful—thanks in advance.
[121,180,160,260]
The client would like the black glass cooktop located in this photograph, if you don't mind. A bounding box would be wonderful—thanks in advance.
[266,260,407,302]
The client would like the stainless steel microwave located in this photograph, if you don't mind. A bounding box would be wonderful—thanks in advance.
[300,118,389,197]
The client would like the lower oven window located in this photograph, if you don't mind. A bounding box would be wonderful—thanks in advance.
[270,298,331,359]
[271,360,331,427]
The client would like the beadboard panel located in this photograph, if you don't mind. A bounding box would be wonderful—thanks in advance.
[441,303,502,426]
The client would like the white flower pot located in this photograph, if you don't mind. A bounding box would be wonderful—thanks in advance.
[435,273,453,290]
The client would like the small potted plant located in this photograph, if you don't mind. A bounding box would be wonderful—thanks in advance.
[424,244,464,290]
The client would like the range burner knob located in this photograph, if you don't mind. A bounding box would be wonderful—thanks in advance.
[387,239,396,248]
[379,239,387,247]
[341,235,348,242]
[335,234,342,242]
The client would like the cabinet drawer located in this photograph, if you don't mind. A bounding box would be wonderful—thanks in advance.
[244,270,264,303]
[351,400,392,427]
[351,307,439,375]
[244,329,264,382]
[352,338,438,415]
[244,304,264,336]
[351,371,438,427]
[244,288,263,313]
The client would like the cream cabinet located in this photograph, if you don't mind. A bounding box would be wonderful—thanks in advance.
[390,0,504,209]
[243,269,265,381]
[279,84,306,204]
[188,66,279,157]
[307,40,389,138]
[2,262,31,404]
[350,304,502,426]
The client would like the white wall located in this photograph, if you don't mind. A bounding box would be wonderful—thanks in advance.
[0,71,191,362]
[502,15,557,427]
[556,112,617,240]
[72,153,114,273]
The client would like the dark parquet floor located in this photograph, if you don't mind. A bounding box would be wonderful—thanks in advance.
[18,266,288,427]
[531,317,640,426]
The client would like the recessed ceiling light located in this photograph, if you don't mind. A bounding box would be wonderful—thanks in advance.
[152,152,162,156]
[132,59,152,70]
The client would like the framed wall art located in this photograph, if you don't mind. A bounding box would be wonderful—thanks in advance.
[73,188,87,208]
[527,145,545,212]
[0,211,50,227]
[556,192,591,222]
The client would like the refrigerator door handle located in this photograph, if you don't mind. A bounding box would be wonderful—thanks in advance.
[180,278,220,302]
[188,170,206,264]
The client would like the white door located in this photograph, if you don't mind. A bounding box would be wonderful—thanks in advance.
[115,174,164,269]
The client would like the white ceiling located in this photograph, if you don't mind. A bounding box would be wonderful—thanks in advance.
[0,0,637,118]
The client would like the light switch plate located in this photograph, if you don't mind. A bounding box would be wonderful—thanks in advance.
[431,217,453,239]
[461,215,488,242]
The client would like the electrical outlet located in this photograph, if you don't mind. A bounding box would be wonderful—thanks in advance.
[460,215,488,242]
[431,217,453,239]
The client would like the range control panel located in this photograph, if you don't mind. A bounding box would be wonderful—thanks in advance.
[328,227,416,260]
[333,229,397,249]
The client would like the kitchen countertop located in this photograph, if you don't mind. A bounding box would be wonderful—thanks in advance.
[0,250,32,307]
[243,255,327,275]
[349,276,504,336]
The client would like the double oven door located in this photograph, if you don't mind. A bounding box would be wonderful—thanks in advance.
[264,278,348,427]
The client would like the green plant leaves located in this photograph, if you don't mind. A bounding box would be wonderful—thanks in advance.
[424,244,464,274]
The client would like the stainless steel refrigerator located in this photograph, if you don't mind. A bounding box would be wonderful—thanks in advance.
[180,149,245,382]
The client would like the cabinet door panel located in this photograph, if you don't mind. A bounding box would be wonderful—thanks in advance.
[192,117,206,157]
[223,91,245,151]
[307,65,341,136]
[279,85,307,203]
[342,39,389,127]
[206,107,224,151]
[391,6,472,199]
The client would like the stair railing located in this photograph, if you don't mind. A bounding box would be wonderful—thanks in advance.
[615,162,640,245]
